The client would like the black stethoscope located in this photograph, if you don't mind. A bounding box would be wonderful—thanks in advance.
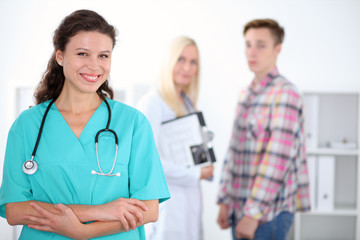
[22,98,120,177]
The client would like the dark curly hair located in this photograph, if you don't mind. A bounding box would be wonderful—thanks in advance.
[34,9,117,104]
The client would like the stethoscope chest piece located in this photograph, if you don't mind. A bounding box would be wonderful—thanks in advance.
[23,160,38,175]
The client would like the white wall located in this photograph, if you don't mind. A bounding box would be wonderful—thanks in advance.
[1,0,360,239]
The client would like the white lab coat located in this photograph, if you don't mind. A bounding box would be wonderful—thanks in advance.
[137,89,203,240]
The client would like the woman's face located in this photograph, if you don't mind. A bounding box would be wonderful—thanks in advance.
[173,44,198,90]
[56,31,113,95]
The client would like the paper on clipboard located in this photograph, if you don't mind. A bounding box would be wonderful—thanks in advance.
[160,112,216,168]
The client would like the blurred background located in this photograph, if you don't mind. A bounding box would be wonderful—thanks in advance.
[0,0,360,239]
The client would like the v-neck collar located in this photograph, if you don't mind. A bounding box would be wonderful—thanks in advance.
[51,100,107,141]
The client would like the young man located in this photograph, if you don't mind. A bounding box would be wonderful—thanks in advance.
[217,19,311,240]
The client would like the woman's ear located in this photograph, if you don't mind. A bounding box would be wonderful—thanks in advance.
[55,49,64,66]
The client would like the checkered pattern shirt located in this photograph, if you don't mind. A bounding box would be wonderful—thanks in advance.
[217,68,311,223]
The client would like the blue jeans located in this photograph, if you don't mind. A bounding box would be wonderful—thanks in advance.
[232,211,294,240]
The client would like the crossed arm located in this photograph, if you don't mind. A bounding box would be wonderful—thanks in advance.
[5,198,158,240]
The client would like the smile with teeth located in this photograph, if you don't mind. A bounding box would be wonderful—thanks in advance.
[81,73,101,82]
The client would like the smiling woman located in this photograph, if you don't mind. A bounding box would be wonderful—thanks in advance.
[56,31,113,97]
[0,9,170,240]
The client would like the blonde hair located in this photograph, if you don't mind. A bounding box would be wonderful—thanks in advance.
[158,36,200,117]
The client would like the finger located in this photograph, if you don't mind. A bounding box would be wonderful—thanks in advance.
[217,219,224,229]
[134,211,144,225]
[28,224,54,232]
[119,215,129,232]
[23,215,49,225]
[125,199,148,211]
[220,219,226,229]
[220,220,228,229]
[29,202,54,219]
[54,203,74,217]
[124,211,137,230]
[217,217,222,226]
[218,222,224,229]
[237,230,249,239]
[127,205,144,224]
[54,203,67,212]
[235,226,242,239]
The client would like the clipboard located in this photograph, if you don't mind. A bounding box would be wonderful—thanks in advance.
[160,112,216,168]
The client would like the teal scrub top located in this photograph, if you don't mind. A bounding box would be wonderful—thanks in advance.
[0,99,170,240]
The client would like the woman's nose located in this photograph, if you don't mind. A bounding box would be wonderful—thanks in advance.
[87,56,99,70]
[183,62,191,71]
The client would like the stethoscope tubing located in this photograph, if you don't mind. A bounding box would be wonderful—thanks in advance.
[95,128,118,145]
[24,98,119,176]
[95,143,119,176]
[31,99,56,159]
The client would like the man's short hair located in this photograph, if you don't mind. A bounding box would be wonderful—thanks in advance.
[243,19,285,45]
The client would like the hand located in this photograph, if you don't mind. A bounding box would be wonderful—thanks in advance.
[217,203,230,229]
[94,198,148,232]
[200,165,214,179]
[235,216,259,239]
[23,202,87,240]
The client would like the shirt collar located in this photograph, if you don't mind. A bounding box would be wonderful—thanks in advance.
[249,67,280,95]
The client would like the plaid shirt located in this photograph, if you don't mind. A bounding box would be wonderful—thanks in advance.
[218,68,311,223]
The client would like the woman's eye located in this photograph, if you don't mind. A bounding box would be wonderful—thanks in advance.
[99,54,109,58]
[178,57,184,62]
[191,60,197,65]
[77,52,87,56]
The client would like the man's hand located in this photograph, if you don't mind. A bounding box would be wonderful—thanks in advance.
[235,215,259,239]
[217,203,230,229]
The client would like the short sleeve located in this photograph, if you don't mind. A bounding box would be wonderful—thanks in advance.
[0,120,33,218]
[128,113,170,203]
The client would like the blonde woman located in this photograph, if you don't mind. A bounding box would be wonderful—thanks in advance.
[137,36,214,240]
